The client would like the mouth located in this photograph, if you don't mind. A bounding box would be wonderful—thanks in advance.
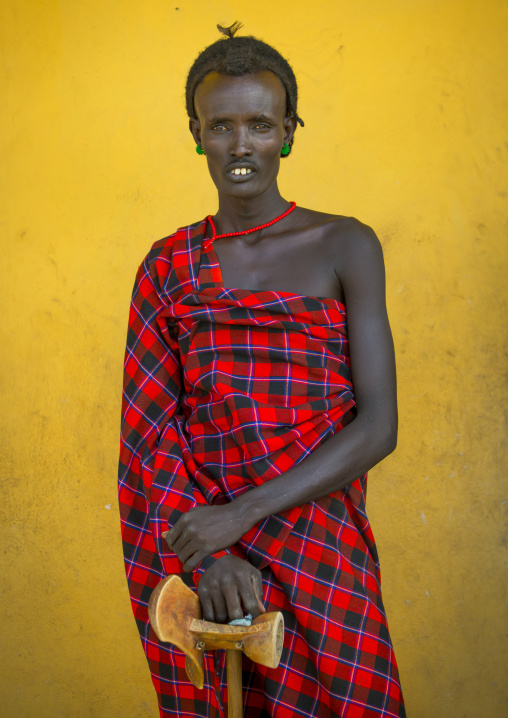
[226,163,256,182]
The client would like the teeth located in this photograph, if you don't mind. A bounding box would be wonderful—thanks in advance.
[232,168,252,175]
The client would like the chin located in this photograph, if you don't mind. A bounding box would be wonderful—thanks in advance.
[218,177,278,201]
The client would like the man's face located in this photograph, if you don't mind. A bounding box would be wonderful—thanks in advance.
[190,71,294,201]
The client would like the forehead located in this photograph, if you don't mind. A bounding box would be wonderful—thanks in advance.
[194,71,287,119]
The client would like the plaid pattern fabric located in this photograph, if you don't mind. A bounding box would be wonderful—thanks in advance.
[118,219,405,717]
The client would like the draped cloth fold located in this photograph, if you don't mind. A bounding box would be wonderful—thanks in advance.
[118,219,405,717]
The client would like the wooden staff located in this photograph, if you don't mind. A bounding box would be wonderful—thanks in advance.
[148,574,284,717]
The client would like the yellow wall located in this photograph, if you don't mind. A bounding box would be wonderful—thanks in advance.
[1,1,506,715]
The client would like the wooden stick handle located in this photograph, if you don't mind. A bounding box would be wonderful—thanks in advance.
[226,649,243,718]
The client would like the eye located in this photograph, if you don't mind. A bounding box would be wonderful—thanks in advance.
[211,124,228,132]
[253,123,271,130]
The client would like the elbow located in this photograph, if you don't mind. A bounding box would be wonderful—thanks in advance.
[379,415,398,458]
[384,427,398,457]
[354,403,398,465]
[364,413,397,462]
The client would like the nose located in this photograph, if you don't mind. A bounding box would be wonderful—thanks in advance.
[230,127,252,157]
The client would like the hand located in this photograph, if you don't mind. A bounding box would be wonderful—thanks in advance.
[163,503,249,571]
[198,555,266,623]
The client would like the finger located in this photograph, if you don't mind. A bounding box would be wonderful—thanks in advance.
[237,572,264,618]
[252,590,266,615]
[170,529,194,556]
[182,550,204,572]
[223,581,244,622]
[198,589,215,623]
[165,508,198,547]
[251,573,266,614]
[164,525,181,549]
[178,541,198,567]
[211,587,229,624]
[163,532,192,564]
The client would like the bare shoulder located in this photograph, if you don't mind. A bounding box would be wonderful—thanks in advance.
[295,207,384,269]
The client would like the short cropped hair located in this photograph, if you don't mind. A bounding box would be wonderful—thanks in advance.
[186,23,304,150]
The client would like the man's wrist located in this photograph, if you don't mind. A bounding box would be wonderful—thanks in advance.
[233,488,271,530]
[193,545,246,583]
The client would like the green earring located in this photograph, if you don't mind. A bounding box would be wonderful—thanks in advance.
[280,143,291,157]
[196,143,205,155]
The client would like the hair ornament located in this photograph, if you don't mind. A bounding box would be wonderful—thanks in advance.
[217,22,243,38]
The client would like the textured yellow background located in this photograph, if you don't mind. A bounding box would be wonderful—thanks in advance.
[1,1,506,715]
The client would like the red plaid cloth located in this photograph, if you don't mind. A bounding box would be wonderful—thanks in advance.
[118,219,405,717]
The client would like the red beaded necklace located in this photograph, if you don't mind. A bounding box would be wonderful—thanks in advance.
[206,201,296,242]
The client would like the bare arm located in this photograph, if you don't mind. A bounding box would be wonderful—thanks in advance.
[235,220,397,514]
[167,220,396,564]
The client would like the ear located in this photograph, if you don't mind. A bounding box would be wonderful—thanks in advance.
[283,116,297,145]
[189,118,201,145]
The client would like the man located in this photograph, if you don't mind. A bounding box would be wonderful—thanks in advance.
[119,25,405,717]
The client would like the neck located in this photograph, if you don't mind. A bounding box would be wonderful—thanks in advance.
[214,186,290,235]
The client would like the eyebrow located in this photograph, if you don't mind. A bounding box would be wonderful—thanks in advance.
[209,116,232,124]
[208,113,276,124]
